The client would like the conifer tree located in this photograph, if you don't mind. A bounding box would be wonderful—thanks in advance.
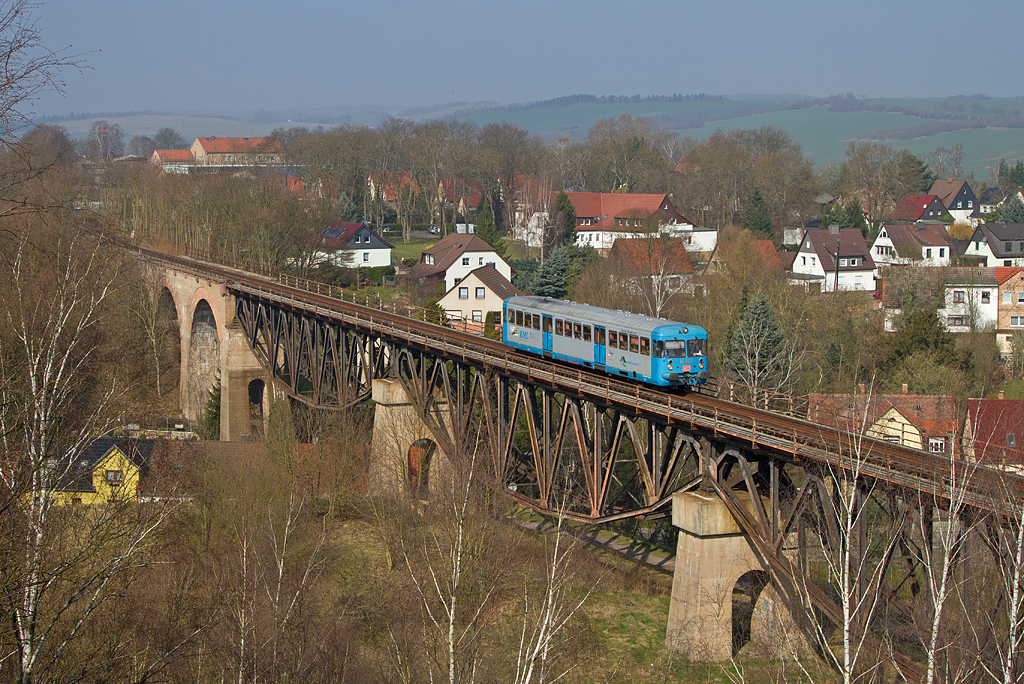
[741,187,772,237]
[474,200,507,259]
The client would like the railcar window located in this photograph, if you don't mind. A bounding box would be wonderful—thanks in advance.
[573,323,582,339]
[609,331,618,347]
[629,335,639,353]
[543,317,552,333]
[640,337,649,356]
[663,341,685,358]
[654,340,664,357]
[532,314,540,330]
[619,333,628,350]
[687,338,706,357]
[596,328,605,345]
[515,310,523,327]
[583,325,591,342]
[555,319,563,336]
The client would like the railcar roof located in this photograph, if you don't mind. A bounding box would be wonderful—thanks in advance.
[505,296,705,336]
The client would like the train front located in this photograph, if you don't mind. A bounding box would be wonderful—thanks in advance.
[651,324,709,386]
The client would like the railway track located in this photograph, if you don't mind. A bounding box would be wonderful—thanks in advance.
[134,243,1022,511]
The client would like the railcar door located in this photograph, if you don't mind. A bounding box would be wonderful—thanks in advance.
[542,315,553,357]
[594,326,606,369]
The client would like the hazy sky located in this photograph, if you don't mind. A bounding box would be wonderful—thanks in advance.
[29,0,1024,117]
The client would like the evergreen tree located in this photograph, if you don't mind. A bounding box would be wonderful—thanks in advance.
[1000,195,1024,223]
[532,249,569,298]
[726,293,798,395]
[741,187,772,237]
[474,201,507,259]
[545,190,577,258]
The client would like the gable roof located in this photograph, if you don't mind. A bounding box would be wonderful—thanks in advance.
[808,393,957,442]
[57,438,155,493]
[893,194,948,222]
[409,233,500,280]
[151,149,194,163]
[561,192,692,231]
[929,179,974,208]
[802,228,875,271]
[452,264,521,299]
[966,399,1024,463]
[880,222,955,251]
[193,137,284,155]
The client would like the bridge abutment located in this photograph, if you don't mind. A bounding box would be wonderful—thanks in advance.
[667,490,806,661]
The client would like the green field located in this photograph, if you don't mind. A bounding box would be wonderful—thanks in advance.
[53,95,1024,179]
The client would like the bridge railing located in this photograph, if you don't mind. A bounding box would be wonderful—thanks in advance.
[276,272,497,335]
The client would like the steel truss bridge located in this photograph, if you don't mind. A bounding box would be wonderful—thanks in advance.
[139,245,1023,677]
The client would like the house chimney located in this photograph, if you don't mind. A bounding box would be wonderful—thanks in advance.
[1000,390,1006,400]
[829,225,840,234]
[902,383,909,394]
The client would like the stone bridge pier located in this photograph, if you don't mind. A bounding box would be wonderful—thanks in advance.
[155,265,268,442]
[667,491,808,661]
[367,378,452,500]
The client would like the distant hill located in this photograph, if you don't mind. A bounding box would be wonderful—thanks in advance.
[37,94,1024,179]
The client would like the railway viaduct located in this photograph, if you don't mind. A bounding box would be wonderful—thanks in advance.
[151,262,268,441]
[139,246,1020,676]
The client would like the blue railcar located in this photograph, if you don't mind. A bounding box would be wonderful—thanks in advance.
[502,296,708,387]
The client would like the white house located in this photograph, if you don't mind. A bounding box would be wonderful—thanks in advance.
[406,233,513,292]
[871,222,955,276]
[963,223,1024,267]
[790,227,876,292]
[312,222,393,268]
[937,270,999,333]
[436,264,521,333]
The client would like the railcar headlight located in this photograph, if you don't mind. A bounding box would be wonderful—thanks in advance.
[699,358,704,369]
[667,361,673,370]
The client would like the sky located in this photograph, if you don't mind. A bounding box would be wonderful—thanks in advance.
[28,0,1024,118]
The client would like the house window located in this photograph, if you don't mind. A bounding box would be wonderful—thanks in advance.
[458,287,468,299]
[939,248,945,257]
[105,470,124,485]
[953,291,966,303]
[801,256,806,266]
[982,292,991,304]
[928,438,946,453]
[1008,433,1018,448]
[850,258,858,266]
[363,252,369,262]
[475,287,485,299]
[926,248,932,258]
[1007,261,1014,267]
[1011,316,1024,327]
[968,200,973,208]
[1006,242,1013,252]
[1005,291,1013,304]
[947,316,966,326]
[479,257,484,265]
[472,310,482,323]
[839,258,847,267]
[462,257,470,266]
[1020,242,1024,252]
[811,257,816,266]
[493,310,502,324]
[1018,292,1024,303]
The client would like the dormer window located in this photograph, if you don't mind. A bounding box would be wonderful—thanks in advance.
[850,258,858,266]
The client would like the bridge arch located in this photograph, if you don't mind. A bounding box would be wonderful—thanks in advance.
[186,297,221,423]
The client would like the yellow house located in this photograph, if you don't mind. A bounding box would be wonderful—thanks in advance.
[54,438,154,505]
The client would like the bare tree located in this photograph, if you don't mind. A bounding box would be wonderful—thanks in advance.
[0,220,180,684]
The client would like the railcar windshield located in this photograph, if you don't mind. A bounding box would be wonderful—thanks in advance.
[687,338,706,357]
[659,341,687,358]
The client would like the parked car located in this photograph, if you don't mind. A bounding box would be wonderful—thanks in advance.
[429,225,440,234]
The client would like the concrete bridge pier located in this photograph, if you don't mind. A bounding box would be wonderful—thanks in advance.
[666,490,806,661]
[368,378,450,499]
